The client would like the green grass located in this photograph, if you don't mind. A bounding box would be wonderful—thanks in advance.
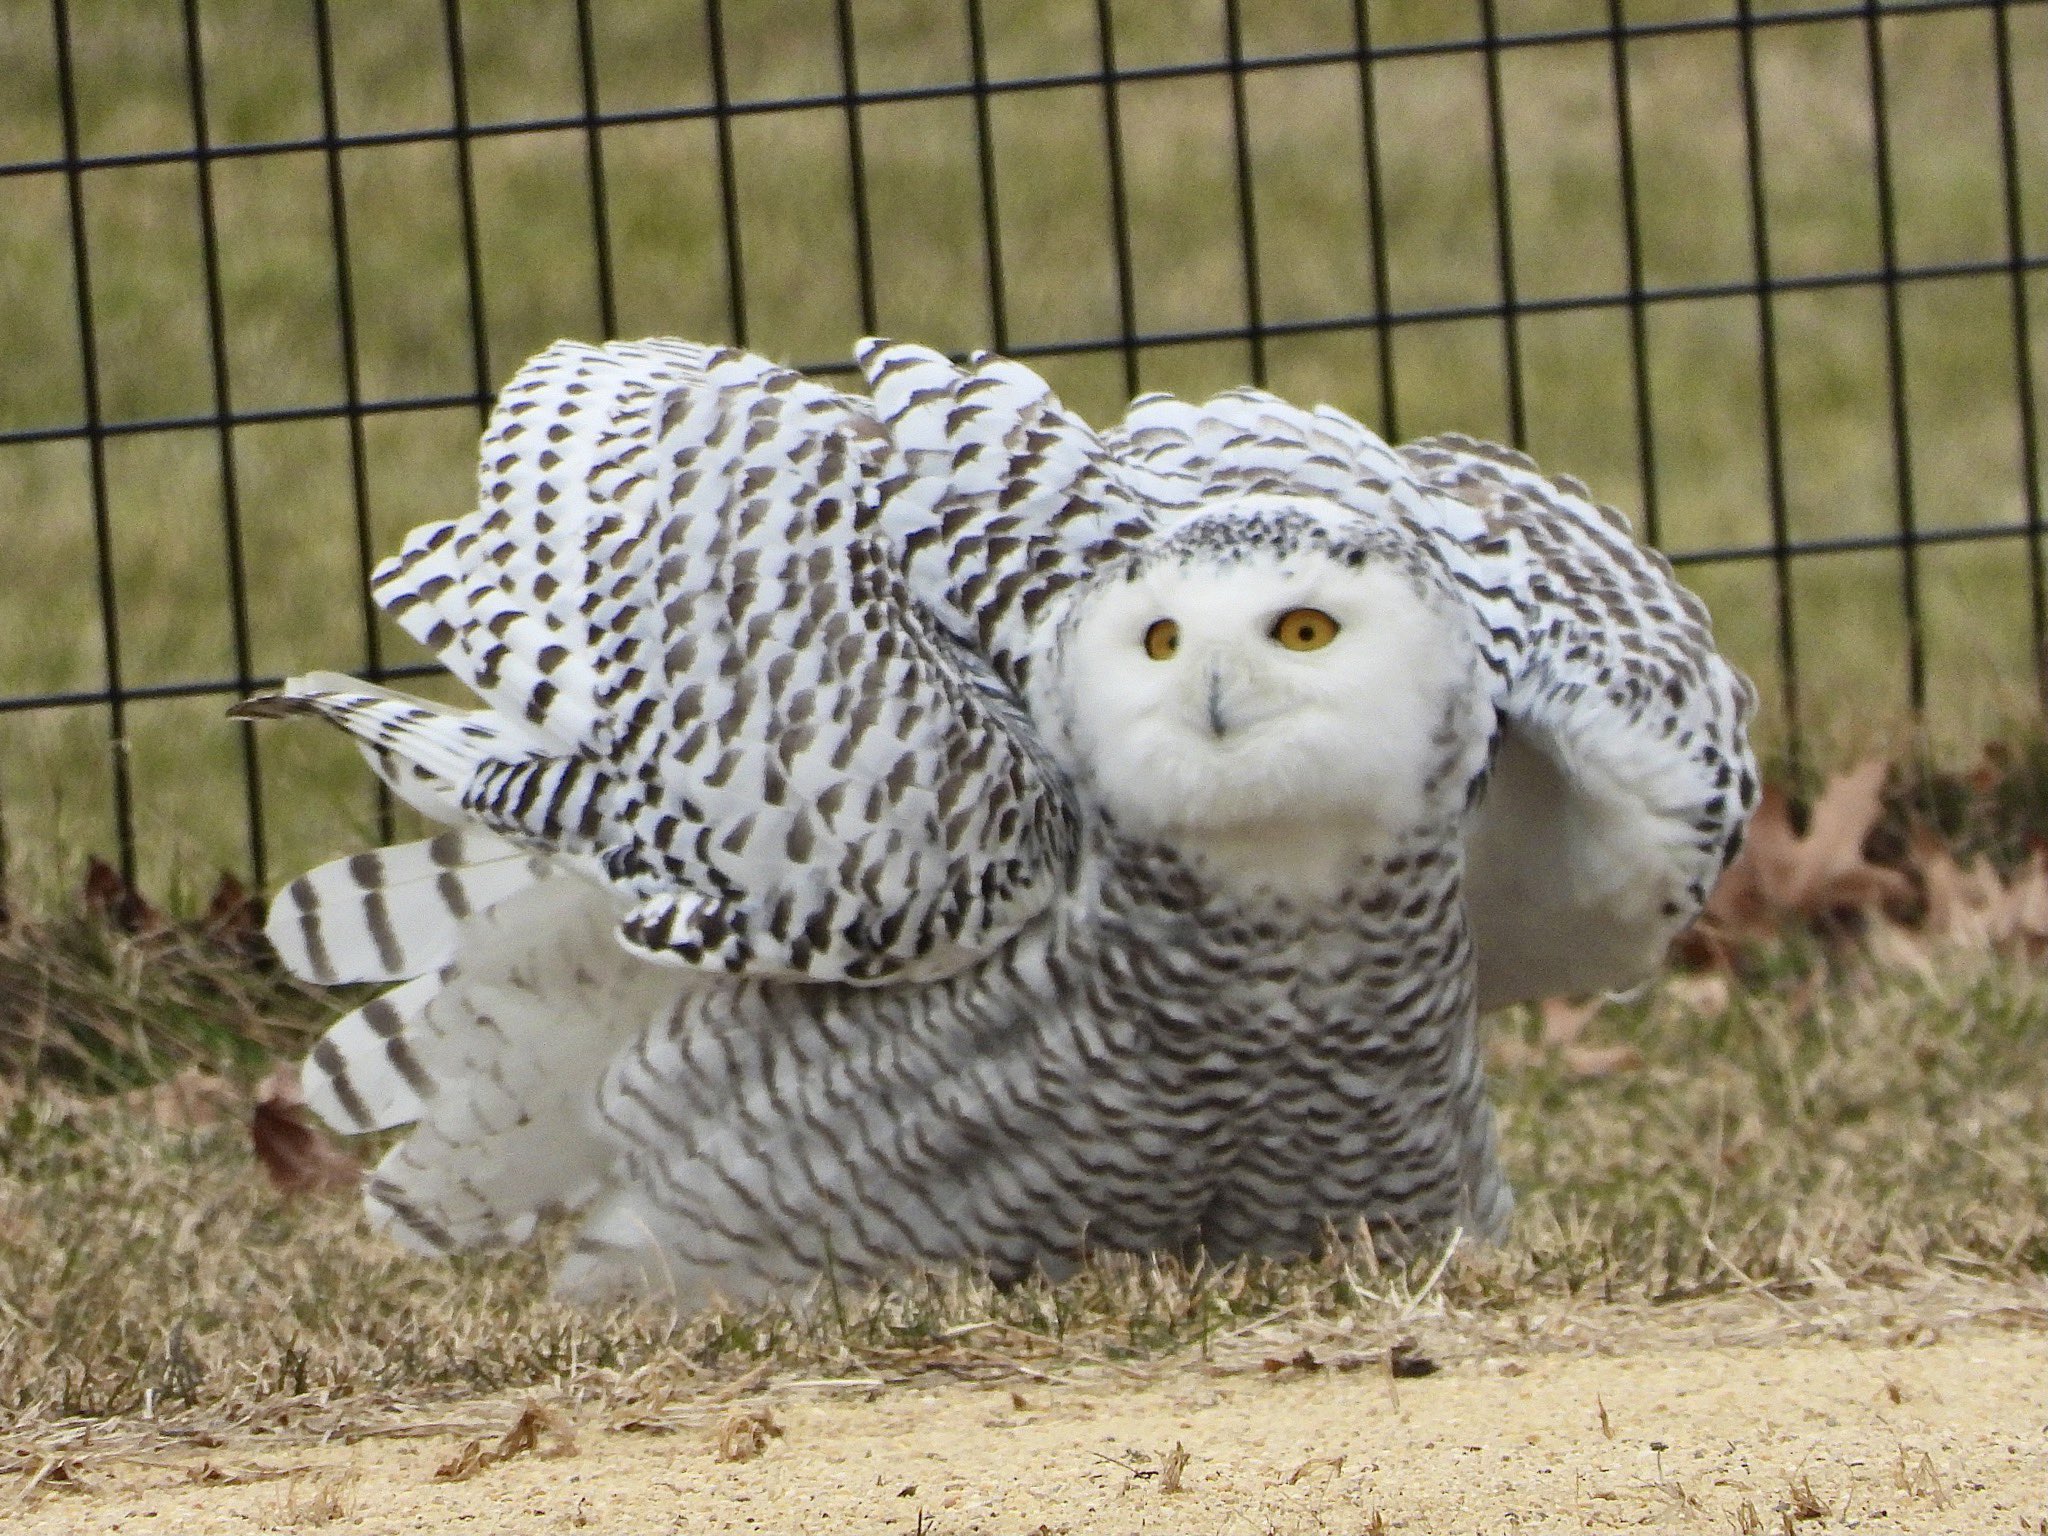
[3,933,2044,1437]
[2,0,2045,908]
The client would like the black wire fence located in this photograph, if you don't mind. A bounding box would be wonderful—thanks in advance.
[0,0,2042,904]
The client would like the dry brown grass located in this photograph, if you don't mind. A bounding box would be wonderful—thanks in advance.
[2,915,2044,1459]
[0,873,324,1094]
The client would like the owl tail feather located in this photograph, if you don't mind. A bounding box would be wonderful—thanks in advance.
[233,671,568,825]
[263,829,547,986]
[294,865,682,1256]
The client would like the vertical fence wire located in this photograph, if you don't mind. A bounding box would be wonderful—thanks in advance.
[1604,0,1662,548]
[1090,0,1142,400]
[178,0,266,888]
[1860,2,1927,718]
[1476,0,1527,450]
[1733,0,1804,776]
[1350,0,1398,442]
[965,0,1011,354]
[1220,0,1268,388]
[703,0,749,348]
[1991,0,2047,706]
[309,0,394,846]
[834,0,880,338]
[49,0,137,886]
[573,0,620,340]
[439,0,493,423]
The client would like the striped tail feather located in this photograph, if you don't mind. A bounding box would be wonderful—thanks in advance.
[263,830,547,986]
[234,672,622,876]
[334,875,683,1255]
[301,969,443,1132]
[232,671,564,819]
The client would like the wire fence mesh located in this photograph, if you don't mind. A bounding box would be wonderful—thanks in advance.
[1,0,2043,905]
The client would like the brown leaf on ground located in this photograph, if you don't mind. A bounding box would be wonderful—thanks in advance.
[1158,1440,1190,1494]
[1262,1349,1323,1374]
[251,1065,359,1195]
[81,856,167,937]
[1539,996,1600,1047]
[715,1407,783,1463]
[1787,1472,1831,1520]
[1388,1340,1441,1379]
[1662,970,1732,1016]
[496,1402,576,1461]
[1966,739,2012,798]
[1559,1042,1644,1077]
[22,1455,90,1495]
[1286,1452,1345,1485]
[185,1461,311,1487]
[1684,760,1914,962]
[1491,1000,1643,1079]
[433,1403,577,1481]
[433,1440,489,1483]
[200,873,268,960]
[1908,828,2048,961]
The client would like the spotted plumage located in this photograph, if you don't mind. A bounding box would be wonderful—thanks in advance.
[239,337,1756,1307]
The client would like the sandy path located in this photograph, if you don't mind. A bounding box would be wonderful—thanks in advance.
[13,1317,2047,1534]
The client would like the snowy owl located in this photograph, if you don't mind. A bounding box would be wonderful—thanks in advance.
[237,337,1756,1307]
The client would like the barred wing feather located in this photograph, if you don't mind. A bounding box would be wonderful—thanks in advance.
[258,339,1079,986]
[1103,390,1758,1005]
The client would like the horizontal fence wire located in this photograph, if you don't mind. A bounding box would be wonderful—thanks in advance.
[0,0,2025,185]
[3,255,2043,453]
[2,0,2043,899]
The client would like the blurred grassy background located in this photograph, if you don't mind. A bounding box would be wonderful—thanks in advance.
[1,0,2044,910]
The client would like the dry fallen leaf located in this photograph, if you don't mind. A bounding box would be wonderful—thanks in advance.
[1557,1042,1645,1077]
[201,872,267,959]
[1684,759,1914,963]
[715,1407,783,1463]
[1491,999,1643,1079]
[1388,1340,1440,1379]
[1287,1452,1346,1485]
[1158,1440,1190,1494]
[432,1404,574,1482]
[1662,970,1731,1016]
[185,1462,309,1487]
[1539,996,1600,1047]
[1261,1348,1322,1374]
[432,1440,488,1483]
[1908,827,2048,960]
[1787,1472,1831,1521]
[251,1065,359,1195]
[496,1402,576,1461]
[81,856,166,937]
[17,1455,95,1501]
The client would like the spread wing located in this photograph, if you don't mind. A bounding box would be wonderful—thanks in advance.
[244,339,1079,985]
[854,340,1178,691]
[1103,389,1759,1002]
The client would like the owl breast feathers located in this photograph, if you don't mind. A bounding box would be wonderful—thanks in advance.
[237,337,1757,1308]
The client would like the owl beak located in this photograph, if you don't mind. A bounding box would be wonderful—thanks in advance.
[1205,664,1228,738]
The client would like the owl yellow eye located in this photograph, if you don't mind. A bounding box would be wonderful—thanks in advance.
[1143,618,1180,661]
[1271,607,1339,652]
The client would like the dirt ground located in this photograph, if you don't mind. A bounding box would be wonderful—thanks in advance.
[12,1290,2048,1535]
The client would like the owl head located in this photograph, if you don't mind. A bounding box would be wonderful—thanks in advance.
[1033,499,1492,887]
